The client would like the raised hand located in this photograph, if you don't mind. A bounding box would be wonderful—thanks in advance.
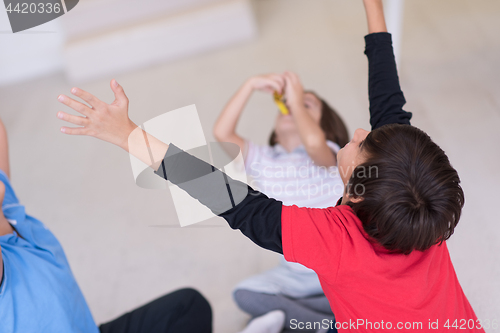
[57,79,137,151]
[363,0,387,34]
[249,74,286,94]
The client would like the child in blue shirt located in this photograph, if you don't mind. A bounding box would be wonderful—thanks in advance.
[0,118,212,333]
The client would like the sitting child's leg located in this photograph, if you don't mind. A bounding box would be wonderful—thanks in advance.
[239,310,285,333]
[295,295,333,315]
[99,288,212,333]
[234,289,334,332]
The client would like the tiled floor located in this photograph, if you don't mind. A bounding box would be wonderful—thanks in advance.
[0,0,499,332]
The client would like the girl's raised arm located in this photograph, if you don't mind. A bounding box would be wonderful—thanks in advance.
[282,71,337,167]
[213,75,285,156]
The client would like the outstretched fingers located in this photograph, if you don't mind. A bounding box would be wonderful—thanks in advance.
[70,87,104,109]
[57,111,88,126]
[57,94,93,116]
[60,126,89,136]
[57,111,90,136]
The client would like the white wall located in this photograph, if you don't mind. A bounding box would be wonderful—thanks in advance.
[60,0,224,40]
[384,0,405,62]
[0,0,256,85]
[62,0,257,83]
[0,9,65,86]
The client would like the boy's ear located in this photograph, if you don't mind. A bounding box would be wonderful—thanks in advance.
[349,196,364,203]
[344,191,364,204]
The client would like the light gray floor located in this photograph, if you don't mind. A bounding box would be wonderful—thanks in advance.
[1,0,499,332]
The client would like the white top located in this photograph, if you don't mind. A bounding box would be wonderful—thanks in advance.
[245,140,344,209]
[244,140,344,274]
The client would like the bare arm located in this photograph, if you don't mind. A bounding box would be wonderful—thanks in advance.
[363,0,388,33]
[0,182,12,285]
[283,72,336,167]
[213,75,285,155]
[0,120,10,178]
[0,119,13,285]
[0,239,2,285]
[213,81,251,154]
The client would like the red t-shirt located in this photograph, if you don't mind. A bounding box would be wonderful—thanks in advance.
[282,204,484,332]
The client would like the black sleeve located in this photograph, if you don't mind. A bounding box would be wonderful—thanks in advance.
[365,32,412,130]
[155,144,283,254]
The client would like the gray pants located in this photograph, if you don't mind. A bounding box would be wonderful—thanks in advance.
[234,289,334,332]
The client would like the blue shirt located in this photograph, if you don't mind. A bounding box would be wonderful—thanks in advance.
[0,170,98,333]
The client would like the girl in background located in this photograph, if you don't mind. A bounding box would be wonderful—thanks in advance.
[214,72,348,333]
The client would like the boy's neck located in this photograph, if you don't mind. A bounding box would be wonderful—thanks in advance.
[275,132,302,153]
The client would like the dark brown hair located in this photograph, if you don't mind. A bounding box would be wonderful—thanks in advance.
[347,124,464,254]
[268,91,349,148]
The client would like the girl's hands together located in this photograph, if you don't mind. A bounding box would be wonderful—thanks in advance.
[247,72,305,114]
[249,74,286,94]
[57,79,137,151]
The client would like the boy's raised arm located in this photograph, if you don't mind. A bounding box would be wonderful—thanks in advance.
[57,81,284,254]
[363,0,412,130]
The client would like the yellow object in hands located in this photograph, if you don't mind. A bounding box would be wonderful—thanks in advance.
[273,92,289,115]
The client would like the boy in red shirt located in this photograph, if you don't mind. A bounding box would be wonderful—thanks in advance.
[56,0,485,332]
